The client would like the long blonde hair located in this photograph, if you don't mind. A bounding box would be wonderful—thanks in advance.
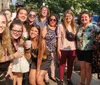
[63,9,75,33]
[0,12,13,60]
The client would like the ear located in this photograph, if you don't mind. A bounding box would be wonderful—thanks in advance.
[89,17,92,22]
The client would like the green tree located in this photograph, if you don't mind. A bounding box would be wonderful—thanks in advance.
[23,0,100,15]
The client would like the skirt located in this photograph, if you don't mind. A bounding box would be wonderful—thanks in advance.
[12,56,29,73]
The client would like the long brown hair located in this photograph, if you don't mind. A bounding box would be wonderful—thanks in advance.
[38,35,49,60]
[63,9,75,33]
[0,12,13,61]
[38,6,50,22]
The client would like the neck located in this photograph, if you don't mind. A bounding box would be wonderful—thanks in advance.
[66,21,71,25]
[82,22,90,29]
[40,16,47,22]
[48,25,56,30]
[29,20,34,25]
[31,37,38,42]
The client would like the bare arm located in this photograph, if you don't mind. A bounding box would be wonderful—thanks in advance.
[57,24,63,57]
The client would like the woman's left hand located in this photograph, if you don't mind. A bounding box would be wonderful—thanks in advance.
[5,67,13,80]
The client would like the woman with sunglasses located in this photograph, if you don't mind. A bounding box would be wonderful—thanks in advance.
[39,14,58,85]
[57,10,77,85]
[26,9,37,31]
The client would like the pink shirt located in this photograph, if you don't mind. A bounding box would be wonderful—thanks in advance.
[58,24,76,50]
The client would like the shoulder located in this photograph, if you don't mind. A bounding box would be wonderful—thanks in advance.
[58,23,64,31]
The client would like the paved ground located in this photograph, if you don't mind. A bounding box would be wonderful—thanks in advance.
[49,65,100,85]
[49,71,100,85]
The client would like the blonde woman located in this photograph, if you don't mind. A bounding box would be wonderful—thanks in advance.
[0,12,23,85]
[57,10,77,85]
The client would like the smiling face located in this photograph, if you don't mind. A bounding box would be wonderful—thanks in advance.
[28,11,36,22]
[29,27,39,39]
[11,24,23,39]
[0,15,7,34]
[17,9,27,22]
[65,13,73,23]
[81,14,91,25]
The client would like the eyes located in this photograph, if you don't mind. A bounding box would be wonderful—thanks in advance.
[49,18,57,22]
[2,21,6,24]
[11,29,22,34]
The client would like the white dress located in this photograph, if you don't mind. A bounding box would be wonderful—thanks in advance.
[12,56,29,73]
[12,33,29,73]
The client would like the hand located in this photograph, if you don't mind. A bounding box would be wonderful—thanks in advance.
[14,51,24,58]
[24,42,29,49]
[57,50,61,58]
[5,68,13,80]
[36,69,40,77]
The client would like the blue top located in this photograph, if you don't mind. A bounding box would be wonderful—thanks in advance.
[35,16,47,29]
[77,23,100,51]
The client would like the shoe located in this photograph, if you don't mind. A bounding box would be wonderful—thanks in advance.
[57,80,63,85]
[45,82,50,85]
[50,77,56,82]
[67,79,73,85]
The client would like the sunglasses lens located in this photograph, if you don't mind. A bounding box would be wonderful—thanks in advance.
[50,19,56,22]
[29,14,36,17]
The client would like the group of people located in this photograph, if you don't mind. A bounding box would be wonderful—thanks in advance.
[0,2,100,85]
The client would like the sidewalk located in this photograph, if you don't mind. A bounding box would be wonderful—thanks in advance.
[49,69,100,85]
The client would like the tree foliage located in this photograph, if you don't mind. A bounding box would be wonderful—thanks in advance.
[14,0,100,15]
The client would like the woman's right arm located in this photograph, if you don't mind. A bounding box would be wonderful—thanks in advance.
[57,24,63,57]
[0,51,24,63]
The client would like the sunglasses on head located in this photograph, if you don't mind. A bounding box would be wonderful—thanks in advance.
[49,18,57,22]
[29,14,36,17]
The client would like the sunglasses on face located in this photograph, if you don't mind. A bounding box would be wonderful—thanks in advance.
[49,18,57,22]
[29,14,36,18]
